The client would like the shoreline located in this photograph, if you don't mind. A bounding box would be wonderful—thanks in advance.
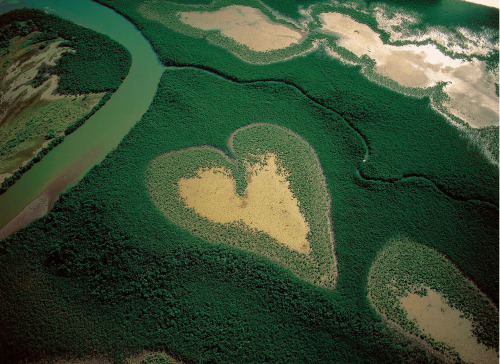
[0,145,102,240]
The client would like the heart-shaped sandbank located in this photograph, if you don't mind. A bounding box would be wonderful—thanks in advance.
[146,124,337,289]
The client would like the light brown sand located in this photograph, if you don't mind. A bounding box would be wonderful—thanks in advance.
[125,351,182,364]
[320,12,499,128]
[401,288,499,364]
[0,192,50,240]
[177,5,305,52]
[1,40,73,105]
[178,153,311,254]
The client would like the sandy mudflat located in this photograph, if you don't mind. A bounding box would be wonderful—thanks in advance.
[462,0,499,8]
[178,5,305,52]
[0,192,50,240]
[178,153,311,254]
[0,145,102,240]
[401,288,499,364]
[320,12,499,128]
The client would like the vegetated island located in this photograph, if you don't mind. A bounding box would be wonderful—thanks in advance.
[0,9,131,193]
[368,238,499,363]
[146,123,337,289]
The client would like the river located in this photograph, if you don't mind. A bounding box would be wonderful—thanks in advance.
[0,0,165,234]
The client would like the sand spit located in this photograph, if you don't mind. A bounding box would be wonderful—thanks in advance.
[178,153,311,254]
[320,12,499,128]
[178,5,305,52]
[401,288,499,364]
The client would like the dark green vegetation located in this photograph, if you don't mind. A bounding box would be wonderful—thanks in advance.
[0,0,498,363]
[369,238,498,360]
[1,64,497,362]
[147,124,337,289]
[96,0,498,205]
[0,9,131,193]
[0,9,131,94]
[138,0,315,63]
[131,0,500,161]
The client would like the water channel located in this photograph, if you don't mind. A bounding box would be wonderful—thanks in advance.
[0,0,165,232]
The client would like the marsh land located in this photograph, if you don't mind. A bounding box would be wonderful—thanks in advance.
[0,0,497,363]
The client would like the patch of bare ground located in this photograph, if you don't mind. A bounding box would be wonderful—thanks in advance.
[401,288,499,364]
[138,2,305,53]
[319,12,499,128]
[1,38,71,106]
[178,153,311,254]
[126,351,182,364]
[368,238,499,364]
[147,123,337,288]
[177,5,305,52]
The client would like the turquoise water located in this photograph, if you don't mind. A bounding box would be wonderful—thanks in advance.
[0,0,165,229]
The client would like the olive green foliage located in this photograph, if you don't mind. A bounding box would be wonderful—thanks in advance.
[476,126,499,162]
[0,9,131,94]
[0,1,497,363]
[0,89,104,172]
[368,238,498,359]
[147,124,337,289]
[0,92,112,194]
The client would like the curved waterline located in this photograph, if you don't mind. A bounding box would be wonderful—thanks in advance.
[0,0,165,232]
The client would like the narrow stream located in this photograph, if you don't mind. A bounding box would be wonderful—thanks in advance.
[0,0,165,231]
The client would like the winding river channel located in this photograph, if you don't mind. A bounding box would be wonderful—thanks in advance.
[0,0,165,233]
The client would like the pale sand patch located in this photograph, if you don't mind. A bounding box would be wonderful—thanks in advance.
[33,350,182,364]
[461,0,499,8]
[178,153,310,254]
[320,12,499,127]
[373,5,498,57]
[178,5,305,52]
[401,288,499,364]
[1,40,73,104]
